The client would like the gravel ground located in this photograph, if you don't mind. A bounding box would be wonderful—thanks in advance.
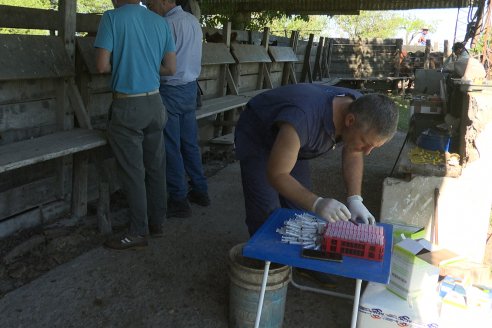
[0,130,491,328]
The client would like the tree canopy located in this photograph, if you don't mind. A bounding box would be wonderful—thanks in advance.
[333,10,436,43]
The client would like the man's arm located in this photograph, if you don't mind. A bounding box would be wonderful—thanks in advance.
[342,146,364,197]
[266,123,318,211]
[160,52,177,76]
[95,48,112,74]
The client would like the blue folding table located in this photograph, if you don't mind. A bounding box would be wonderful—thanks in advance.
[243,208,393,328]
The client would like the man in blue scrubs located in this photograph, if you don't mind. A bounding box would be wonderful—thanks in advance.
[95,0,176,249]
[235,83,399,236]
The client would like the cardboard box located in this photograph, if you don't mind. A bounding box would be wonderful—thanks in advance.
[391,223,425,244]
[387,238,462,300]
[438,277,492,328]
[410,98,443,116]
[357,282,441,328]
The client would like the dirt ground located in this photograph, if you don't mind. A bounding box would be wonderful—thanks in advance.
[0,130,491,328]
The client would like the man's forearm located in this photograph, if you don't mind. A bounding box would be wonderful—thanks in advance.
[269,172,319,212]
[342,147,364,197]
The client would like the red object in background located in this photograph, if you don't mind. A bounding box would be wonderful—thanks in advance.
[323,221,385,261]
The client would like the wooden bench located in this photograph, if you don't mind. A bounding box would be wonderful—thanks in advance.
[0,34,107,237]
[267,31,299,87]
[230,42,273,95]
[0,129,106,174]
[197,41,249,140]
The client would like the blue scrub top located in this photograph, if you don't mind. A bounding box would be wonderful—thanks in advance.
[235,83,361,160]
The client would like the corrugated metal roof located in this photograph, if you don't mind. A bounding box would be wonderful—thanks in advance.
[201,0,482,15]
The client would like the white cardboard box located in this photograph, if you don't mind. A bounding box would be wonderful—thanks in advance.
[387,238,440,300]
[357,282,440,328]
[409,97,443,117]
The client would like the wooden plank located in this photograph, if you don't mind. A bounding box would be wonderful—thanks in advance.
[0,5,59,30]
[201,43,236,65]
[0,80,57,105]
[199,65,222,81]
[268,46,299,63]
[313,37,325,81]
[231,44,271,64]
[0,129,107,174]
[301,34,314,83]
[72,152,89,218]
[0,176,58,221]
[240,89,270,98]
[0,160,55,192]
[0,200,70,239]
[59,0,77,62]
[0,125,58,147]
[76,13,101,34]
[76,37,109,76]
[87,93,112,117]
[0,35,73,81]
[196,95,248,120]
[0,99,57,132]
[67,80,92,129]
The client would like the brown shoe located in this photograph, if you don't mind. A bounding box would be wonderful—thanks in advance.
[149,224,164,238]
[104,234,148,250]
[188,190,211,207]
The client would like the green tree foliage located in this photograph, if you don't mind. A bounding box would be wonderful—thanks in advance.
[0,0,112,34]
[202,11,329,40]
[78,0,113,13]
[267,15,330,40]
[334,11,435,43]
[334,11,402,39]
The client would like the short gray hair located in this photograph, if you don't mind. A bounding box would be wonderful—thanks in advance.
[348,94,399,139]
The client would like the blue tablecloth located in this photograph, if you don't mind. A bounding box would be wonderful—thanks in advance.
[243,208,393,284]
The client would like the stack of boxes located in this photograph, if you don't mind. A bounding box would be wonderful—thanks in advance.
[357,233,492,327]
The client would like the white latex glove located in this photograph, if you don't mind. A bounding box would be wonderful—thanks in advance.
[312,197,351,223]
[347,195,375,225]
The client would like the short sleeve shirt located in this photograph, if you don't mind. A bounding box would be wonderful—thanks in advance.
[235,83,361,160]
[94,4,175,93]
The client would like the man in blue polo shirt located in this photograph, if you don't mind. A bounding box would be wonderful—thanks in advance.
[95,0,176,250]
[235,83,399,236]
[148,0,210,219]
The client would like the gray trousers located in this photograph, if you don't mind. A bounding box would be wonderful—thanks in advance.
[108,94,167,236]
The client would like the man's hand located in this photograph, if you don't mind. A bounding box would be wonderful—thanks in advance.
[347,195,375,225]
[312,197,351,223]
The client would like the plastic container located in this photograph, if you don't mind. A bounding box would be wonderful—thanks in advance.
[228,243,290,328]
[416,129,451,152]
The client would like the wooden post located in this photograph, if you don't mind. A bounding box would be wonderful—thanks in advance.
[281,30,298,85]
[443,40,450,60]
[59,0,76,62]
[312,37,324,81]
[301,33,314,83]
[325,39,334,78]
[424,39,431,69]
[59,0,93,219]
[391,39,404,94]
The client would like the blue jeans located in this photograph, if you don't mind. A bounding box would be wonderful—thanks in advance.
[160,82,208,201]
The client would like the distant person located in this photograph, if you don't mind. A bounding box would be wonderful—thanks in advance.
[234,83,399,236]
[412,27,430,46]
[443,42,470,72]
[148,0,210,218]
[95,0,176,250]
